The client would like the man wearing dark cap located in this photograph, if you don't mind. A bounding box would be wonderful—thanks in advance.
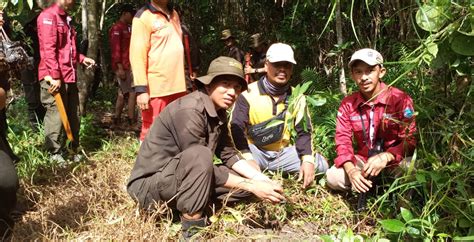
[221,29,245,64]
[127,56,285,239]
[244,33,268,82]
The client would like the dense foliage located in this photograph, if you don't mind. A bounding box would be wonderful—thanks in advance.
[2,0,473,240]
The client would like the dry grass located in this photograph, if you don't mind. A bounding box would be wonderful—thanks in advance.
[11,131,375,240]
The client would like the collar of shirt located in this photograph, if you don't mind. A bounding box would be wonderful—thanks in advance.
[146,2,173,21]
[51,3,67,16]
[197,89,227,124]
[355,82,391,108]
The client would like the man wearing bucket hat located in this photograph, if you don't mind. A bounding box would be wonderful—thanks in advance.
[230,43,329,189]
[221,29,245,63]
[326,48,416,193]
[127,56,285,239]
[244,33,268,82]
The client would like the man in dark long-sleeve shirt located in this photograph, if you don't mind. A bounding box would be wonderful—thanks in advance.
[127,56,285,239]
[230,43,329,189]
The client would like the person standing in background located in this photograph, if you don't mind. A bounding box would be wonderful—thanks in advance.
[130,0,187,141]
[221,29,245,64]
[109,4,136,129]
[37,0,96,163]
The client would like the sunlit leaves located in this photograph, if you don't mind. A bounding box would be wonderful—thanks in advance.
[416,4,449,32]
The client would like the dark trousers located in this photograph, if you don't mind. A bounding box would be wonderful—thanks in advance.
[20,69,45,130]
[128,145,252,214]
[0,148,19,239]
[40,81,80,154]
[0,109,17,162]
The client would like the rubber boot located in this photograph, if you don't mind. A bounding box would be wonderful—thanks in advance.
[181,216,207,240]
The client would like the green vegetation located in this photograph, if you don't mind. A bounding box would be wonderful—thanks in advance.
[2,0,472,240]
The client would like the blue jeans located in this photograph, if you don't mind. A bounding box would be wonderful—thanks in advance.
[249,144,329,174]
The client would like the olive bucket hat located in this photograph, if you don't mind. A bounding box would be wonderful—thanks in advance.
[196,56,248,91]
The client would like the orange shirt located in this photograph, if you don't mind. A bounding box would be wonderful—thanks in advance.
[130,4,186,98]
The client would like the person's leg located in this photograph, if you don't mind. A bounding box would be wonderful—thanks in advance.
[65,83,81,152]
[21,69,45,130]
[0,108,18,162]
[139,92,187,141]
[0,149,19,240]
[114,90,125,125]
[326,157,364,191]
[40,81,64,155]
[127,145,214,238]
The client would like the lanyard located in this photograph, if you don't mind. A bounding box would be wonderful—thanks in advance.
[357,104,375,149]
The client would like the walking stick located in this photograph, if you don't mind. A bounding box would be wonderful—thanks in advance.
[184,34,195,91]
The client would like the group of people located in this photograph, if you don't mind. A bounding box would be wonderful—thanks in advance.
[0,0,417,240]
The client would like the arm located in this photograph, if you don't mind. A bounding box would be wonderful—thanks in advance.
[230,95,252,156]
[224,172,285,203]
[109,24,123,72]
[130,17,151,94]
[37,12,60,80]
[294,105,316,188]
[386,95,417,164]
[334,102,357,168]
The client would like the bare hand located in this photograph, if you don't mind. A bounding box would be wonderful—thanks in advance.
[190,72,197,80]
[347,168,372,193]
[244,66,254,75]
[298,162,315,188]
[47,78,61,93]
[136,92,150,110]
[249,180,286,203]
[83,57,96,69]
[363,152,393,177]
[116,68,126,80]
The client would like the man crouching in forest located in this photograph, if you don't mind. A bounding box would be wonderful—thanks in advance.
[127,57,285,239]
[326,48,416,193]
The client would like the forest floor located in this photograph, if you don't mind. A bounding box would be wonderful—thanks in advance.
[8,89,377,240]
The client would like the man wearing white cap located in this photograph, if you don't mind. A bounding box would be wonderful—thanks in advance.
[231,43,329,189]
[326,48,417,192]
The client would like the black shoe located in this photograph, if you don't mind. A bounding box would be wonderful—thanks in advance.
[181,216,207,240]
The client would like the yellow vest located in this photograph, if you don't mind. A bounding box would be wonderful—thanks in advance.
[240,82,291,151]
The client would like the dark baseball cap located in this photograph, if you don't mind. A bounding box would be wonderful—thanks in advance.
[196,56,247,91]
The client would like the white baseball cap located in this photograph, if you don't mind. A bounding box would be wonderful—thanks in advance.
[266,43,297,64]
[348,48,384,68]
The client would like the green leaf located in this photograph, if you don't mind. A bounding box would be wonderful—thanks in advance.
[400,207,414,222]
[299,81,312,94]
[27,0,33,9]
[307,96,327,107]
[416,172,427,183]
[416,4,448,32]
[451,32,474,56]
[454,236,474,241]
[265,119,284,129]
[406,226,421,236]
[379,219,406,233]
[294,96,307,125]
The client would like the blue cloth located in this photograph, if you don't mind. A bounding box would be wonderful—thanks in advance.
[249,144,329,174]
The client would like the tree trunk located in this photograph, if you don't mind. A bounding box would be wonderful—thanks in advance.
[77,0,99,115]
[335,0,347,96]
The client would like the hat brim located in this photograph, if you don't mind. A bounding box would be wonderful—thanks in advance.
[196,72,248,91]
[348,58,381,68]
[267,58,297,65]
[221,36,233,41]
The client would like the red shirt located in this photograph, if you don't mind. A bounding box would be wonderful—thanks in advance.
[334,83,416,168]
[37,4,85,83]
[109,20,131,71]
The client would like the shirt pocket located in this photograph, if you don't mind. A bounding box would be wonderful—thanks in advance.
[57,26,68,48]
